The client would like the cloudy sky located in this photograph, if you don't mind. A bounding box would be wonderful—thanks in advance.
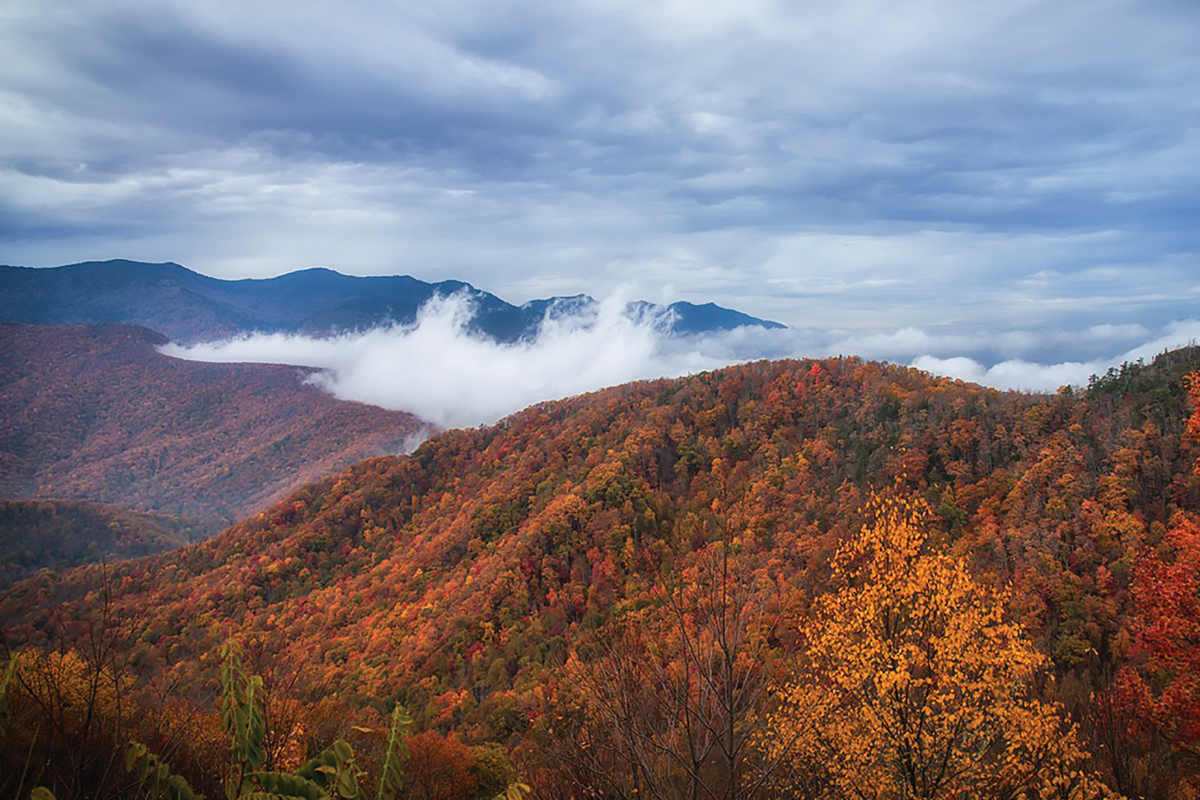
[4,0,1200,403]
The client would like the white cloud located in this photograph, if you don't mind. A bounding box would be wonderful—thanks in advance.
[913,318,1200,392]
[162,290,1200,427]
[910,355,1097,392]
[162,292,728,428]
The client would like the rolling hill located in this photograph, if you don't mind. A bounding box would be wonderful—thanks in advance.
[0,322,426,534]
[0,498,204,589]
[5,349,1200,795]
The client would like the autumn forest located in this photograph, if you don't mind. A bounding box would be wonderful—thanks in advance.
[3,332,1200,800]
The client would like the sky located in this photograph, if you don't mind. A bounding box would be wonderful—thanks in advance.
[4,0,1200,411]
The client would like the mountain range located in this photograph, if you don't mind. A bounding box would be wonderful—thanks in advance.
[0,260,785,344]
[0,260,782,583]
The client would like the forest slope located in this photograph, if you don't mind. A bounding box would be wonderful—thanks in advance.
[4,350,1200,794]
[0,498,204,588]
[0,322,426,534]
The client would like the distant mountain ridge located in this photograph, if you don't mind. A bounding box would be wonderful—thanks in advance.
[0,260,785,344]
[0,322,425,533]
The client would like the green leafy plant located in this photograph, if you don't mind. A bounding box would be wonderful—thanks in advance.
[374,705,412,800]
[220,643,266,799]
[126,742,201,800]
[128,645,415,800]
[291,738,363,799]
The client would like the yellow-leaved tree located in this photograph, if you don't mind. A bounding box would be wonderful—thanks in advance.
[763,492,1115,799]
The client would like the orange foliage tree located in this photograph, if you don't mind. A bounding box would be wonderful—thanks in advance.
[762,493,1109,799]
[404,731,478,800]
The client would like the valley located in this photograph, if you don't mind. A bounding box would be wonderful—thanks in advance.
[0,321,426,570]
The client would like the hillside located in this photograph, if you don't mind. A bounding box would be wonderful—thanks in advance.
[0,260,784,343]
[0,499,203,589]
[0,322,426,533]
[5,351,1200,795]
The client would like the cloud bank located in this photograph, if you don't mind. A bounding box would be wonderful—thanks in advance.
[163,294,726,428]
[912,319,1200,392]
[163,294,1200,429]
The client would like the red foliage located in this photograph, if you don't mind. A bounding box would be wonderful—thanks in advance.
[404,731,478,800]
[7,351,1200,790]
[1130,516,1200,747]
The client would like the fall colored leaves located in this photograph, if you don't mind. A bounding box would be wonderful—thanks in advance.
[1112,370,1200,777]
[8,358,1200,798]
[764,492,1106,799]
[546,488,1122,799]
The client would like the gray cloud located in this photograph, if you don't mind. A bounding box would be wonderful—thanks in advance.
[2,0,1197,347]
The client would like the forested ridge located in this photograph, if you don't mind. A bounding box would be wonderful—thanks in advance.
[0,322,426,534]
[0,499,203,589]
[3,350,1200,799]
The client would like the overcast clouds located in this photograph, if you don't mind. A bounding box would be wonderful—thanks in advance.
[4,0,1200,394]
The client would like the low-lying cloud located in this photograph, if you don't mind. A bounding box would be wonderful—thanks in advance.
[912,320,1200,393]
[163,294,1200,430]
[162,293,727,429]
